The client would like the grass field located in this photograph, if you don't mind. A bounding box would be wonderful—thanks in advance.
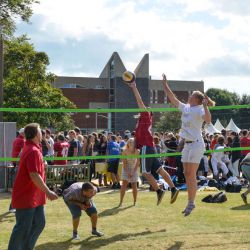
[1,189,250,250]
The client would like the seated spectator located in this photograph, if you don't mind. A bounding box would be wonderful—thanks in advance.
[211,136,229,180]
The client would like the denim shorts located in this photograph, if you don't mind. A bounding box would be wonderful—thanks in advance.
[63,199,97,219]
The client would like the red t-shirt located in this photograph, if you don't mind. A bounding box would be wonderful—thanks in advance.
[12,141,46,209]
[240,137,250,156]
[135,112,154,149]
[54,141,69,165]
[210,139,217,150]
[12,135,25,158]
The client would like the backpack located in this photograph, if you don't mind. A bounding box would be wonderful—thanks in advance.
[225,183,242,193]
[202,192,227,203]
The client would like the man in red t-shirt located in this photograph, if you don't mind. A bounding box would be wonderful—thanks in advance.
[8,123,58,250]
[54,134,69,165]
[241,130,250,157]
[128,81,179,206]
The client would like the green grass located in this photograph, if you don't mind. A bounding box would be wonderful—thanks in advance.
[1,190,250,250]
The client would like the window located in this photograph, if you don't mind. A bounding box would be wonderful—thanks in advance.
[164,95,168,104]
[150,89,153,104]
[110,59,115,78]
[154,90,158,104]
[62,84,76,88]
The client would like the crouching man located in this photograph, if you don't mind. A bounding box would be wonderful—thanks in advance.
[63,182,104,240]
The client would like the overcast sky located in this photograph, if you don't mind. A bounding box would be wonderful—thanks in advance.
[16,0,250,95]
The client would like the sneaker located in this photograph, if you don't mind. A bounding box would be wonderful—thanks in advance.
[9,209,16,213]
[241,193,248,205]
[170,188,179,204]
[111,184,116,189]
[92,229,104,237]
[184,203,195,217]
[157,189,165,206]
[116,183,121,189]
[72,232,80,240]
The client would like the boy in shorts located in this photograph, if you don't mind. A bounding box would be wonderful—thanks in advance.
[63,182,104,240]
[128,81,179,205]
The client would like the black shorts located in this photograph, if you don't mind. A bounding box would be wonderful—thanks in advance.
[141,146,162,173]
[108,160,120,174]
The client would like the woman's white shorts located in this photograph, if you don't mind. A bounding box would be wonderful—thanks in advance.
[181,141,205,164]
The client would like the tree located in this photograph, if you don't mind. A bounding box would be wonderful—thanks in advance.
[238,94,250,129]
[205,88,240,127]
[155,111,181,132]
[3,36,76,131]
[0,0,38,37]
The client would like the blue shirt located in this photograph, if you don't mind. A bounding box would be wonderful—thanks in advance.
[107,141,120,162]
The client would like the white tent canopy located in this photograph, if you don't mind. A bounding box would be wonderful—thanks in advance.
[214,119,225,131]
[204,123,221,135]
[226,119,241,133]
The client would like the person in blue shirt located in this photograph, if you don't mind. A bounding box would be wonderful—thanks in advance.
[107,135,121,189]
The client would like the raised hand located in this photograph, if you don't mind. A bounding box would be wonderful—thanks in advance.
[162,73,167,82]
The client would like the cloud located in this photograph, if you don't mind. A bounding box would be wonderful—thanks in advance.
[195,56,250,77]
[14,0,250,95]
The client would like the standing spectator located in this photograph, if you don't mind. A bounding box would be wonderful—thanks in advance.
[107,135,121,189]
[45,129,54,156]
[97,135,108,186]
[12,128,25,164]
[241,130,250,158]
[8,123,58,250]
[77,135,84,162]
[68,130,78,164]
[210,134,220,150]
[118,136,126,149]
[83,134,95,181]
[228,132,241,177]
[41,130,51,157]
[119,138,140,206]
[54,134,69,165]
[9,128,25,213]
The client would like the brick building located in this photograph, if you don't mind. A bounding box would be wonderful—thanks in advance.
[52,52,204,133]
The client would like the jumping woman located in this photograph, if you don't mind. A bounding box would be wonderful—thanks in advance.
[162,73,214,216]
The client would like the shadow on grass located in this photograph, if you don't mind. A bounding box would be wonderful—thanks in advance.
[166,241,184,250]
[98,205,134,218]
[231,204,250,210]
[0,212,15,223]
[36,229,166,250]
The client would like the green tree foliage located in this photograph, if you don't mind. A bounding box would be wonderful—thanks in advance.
[3,36,76,131]
[155,111,181,133]
[0,0,38,36]
[206,88,250,129]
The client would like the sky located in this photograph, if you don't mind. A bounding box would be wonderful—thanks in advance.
[15,0,250,95]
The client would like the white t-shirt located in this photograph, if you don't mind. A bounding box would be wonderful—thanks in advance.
[212,146,225,163]
[47,137,54,156]
[178,102,205,142]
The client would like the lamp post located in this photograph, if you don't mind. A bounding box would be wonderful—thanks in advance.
[95,114,109,132]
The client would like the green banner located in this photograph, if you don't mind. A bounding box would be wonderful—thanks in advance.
[0,104,249,113]
[0,147,249,162]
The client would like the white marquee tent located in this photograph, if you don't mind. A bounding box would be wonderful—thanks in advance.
[214,119,225,132]
[204,123,221,135]
[226,119,241,133]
